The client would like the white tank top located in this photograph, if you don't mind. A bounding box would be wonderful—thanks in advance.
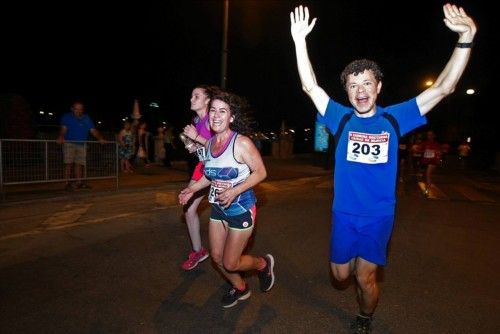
[204,131,256,215]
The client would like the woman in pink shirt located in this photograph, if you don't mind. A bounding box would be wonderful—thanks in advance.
[179,85,219,270]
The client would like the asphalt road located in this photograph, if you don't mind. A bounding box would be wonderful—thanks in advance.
[1,162,499,333]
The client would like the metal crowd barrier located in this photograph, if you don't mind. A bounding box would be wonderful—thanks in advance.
[0,139,118,200]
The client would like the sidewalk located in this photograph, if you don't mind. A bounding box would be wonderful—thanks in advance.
[1,154,332,204]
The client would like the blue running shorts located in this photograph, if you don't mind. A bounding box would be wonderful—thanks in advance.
[330,211,395,266]
[210,205,256,231]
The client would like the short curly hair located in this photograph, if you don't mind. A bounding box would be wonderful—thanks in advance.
[340,59,384,89]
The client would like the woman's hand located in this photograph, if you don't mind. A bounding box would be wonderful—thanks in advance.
[183,124,198,141]
[216,188,237,208]
[179,187,194,205]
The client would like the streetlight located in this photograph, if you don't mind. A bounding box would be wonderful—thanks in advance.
[221,0,229,89]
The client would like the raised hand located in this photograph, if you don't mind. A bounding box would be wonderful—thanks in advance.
[442,3,477,37]
[290,5,317,42]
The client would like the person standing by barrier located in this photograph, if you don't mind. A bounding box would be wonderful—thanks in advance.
[179,90,274,308]
[56,100,105,191]
[179,84,219,271]
[117,120,134,173]
[290,3,476,333]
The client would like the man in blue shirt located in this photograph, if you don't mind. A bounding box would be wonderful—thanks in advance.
[290,4,476,333]
[56,101,104,191]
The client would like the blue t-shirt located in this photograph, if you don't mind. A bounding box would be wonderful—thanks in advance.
[317,98,426,216]
[60,112,96,142]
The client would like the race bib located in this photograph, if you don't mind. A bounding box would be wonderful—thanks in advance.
[208,180,232,204]
[346,131,389,164]
[423,149,436,159]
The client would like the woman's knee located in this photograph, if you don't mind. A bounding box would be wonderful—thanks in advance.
[223,258,240,272]
[184,203,199,220]
[211,251,223,266]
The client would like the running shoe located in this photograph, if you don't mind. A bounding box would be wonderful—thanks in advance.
[181,247,209,271]
[350,314,372,334]
[221,284,251,308]
[258,254,275,292]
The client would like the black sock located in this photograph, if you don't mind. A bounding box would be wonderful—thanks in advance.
[358,311,373,319]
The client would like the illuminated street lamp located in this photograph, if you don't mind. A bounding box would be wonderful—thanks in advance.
[221,0,229,89]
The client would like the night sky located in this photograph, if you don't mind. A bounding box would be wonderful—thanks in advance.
[1,0,493,144]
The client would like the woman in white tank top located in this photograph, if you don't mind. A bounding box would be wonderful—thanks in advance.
[179,91,276,308]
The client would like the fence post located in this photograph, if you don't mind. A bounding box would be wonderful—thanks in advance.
[45,141,49,181]
[84,141,87,179]
[116,142,119,191]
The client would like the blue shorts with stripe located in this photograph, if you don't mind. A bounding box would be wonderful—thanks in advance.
[210,204,256,230]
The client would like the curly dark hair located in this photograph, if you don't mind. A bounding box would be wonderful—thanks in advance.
[210,91,257,136]
[340,59,384,89]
